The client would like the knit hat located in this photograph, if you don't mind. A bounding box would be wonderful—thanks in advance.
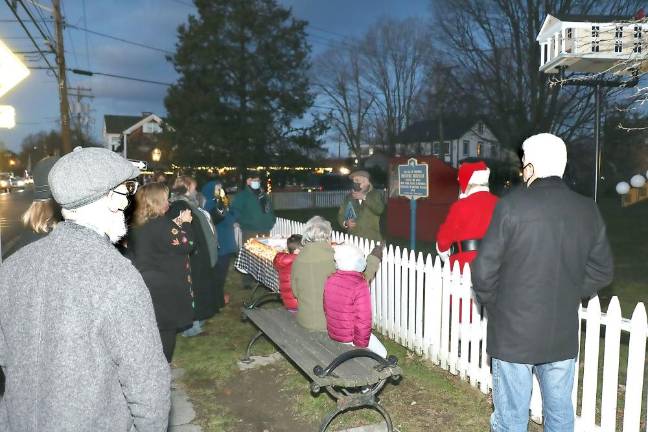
[49,146,140,209]
[349,169,371,181]
[32,155,60,201]
[522,133,567,178]
[333,244,367,272]
[458,161,490,193]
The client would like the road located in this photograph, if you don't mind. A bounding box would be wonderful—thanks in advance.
[0,187,35,260]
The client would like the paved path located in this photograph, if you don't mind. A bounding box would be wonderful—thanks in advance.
[169,368,202,432]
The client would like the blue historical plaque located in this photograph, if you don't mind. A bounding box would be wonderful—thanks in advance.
[398,158,429,199]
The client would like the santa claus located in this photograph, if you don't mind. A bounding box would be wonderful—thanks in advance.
[436,161,499,270]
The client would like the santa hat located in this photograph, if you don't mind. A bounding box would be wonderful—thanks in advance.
[522,133,567,179]
[458,161,490,193]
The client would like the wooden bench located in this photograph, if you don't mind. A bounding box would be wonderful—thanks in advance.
[241,306,403,432]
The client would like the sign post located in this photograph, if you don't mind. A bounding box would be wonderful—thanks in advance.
[398,158,429,250]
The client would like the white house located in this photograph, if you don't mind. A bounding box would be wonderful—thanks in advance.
[102,112,164,152]
[369,117,514,168]
[537,13,647,75]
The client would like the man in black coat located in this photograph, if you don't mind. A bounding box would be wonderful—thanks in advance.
[472,133,613,432]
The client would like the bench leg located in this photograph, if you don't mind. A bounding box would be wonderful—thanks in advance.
[243,283,263,308]
[318,399,394,432]
[240,331,266,363]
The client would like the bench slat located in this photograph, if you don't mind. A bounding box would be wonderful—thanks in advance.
[244,307,400,388]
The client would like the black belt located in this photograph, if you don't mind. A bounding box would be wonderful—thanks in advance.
[449,239,481,256]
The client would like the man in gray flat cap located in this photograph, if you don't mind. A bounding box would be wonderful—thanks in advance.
[0,147,171,431]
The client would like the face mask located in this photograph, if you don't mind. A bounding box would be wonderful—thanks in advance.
[250,181,261,190]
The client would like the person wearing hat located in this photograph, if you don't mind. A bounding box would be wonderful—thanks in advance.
[436,160,498,269]
[3,156,62,258]
[0,147,171,431]
[472,134,613,432]
[336,169,385,242]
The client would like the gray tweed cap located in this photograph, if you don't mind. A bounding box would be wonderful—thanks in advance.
[48,146,140,209]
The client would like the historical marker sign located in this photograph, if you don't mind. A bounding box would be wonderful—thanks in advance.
[397,158,429,250]
[398,158,429,199]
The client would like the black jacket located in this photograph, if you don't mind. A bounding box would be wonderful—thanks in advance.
[472,177,613,364]
[129,216,195,330]
[169,200,222,320]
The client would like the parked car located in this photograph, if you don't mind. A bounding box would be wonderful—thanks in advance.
[0,173,10,193]
[9,176,26,191]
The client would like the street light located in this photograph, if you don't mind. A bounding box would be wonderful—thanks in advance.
[9,159,15,167]
[152,148,161,162]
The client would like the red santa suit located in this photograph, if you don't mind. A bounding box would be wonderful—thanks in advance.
[436,161,498,321]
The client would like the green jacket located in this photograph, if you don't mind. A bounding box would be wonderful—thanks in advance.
[291,241,380,331]
[231,187,276,232]
[337,188,385,242]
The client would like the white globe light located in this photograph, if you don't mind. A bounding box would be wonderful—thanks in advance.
[616,181,631,195]
[631,175,646,188]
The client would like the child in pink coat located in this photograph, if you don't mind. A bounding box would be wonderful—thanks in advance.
[323,244,387,358]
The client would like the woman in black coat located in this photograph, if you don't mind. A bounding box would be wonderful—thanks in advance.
[130,182,194,362]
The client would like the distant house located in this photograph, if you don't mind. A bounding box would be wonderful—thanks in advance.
[537,13,645,75]
[102,112,164,153]
[372,117,513,168]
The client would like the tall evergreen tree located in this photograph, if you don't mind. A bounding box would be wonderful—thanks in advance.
[165,0,326,167]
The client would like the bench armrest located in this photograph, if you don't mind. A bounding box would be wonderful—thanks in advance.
[313,350,399,379]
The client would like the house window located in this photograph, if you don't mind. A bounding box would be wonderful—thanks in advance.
[635,25,643,38]
[143,122,162,134]
[543,44,548,64]
[477,122,484,134]
[444,142,450,155]
[463,140,469,156]
[433,142,440,155]
[615,40,622,53]
[567,28,572,39]
[477,142,482,157]
[634,41,643,53]
[592,40,600,52]
[591,25,599,38]
[615,26,624,39]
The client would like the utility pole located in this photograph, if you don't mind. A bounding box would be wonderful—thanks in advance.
[52,0,72,154]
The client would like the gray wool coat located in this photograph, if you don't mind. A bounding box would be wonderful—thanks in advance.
[0,221,171,431]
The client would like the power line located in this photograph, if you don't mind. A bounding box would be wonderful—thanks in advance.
[81,0,90,69]
[29,66,173,86]
[3,0,58,79]
[66,23,174,55]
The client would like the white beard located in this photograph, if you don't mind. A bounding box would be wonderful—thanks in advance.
[62,197,128,244]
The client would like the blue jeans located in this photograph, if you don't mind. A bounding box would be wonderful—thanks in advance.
[491,357,575,432]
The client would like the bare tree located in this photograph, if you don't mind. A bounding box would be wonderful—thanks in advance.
[430,0,643,149]
[314,42,375,158]
[360,17,433,155]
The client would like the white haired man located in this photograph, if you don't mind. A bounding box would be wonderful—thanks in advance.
[472,134,613,432]
[0,147,170,431]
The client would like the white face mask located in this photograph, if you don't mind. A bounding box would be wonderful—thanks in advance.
[250,181,261,190]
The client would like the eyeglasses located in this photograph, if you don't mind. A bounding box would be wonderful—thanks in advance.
[112,180,139,196]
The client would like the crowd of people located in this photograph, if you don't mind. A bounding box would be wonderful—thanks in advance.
[0,131,616,432]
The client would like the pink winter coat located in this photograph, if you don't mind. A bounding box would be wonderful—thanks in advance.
[323,270,372,347]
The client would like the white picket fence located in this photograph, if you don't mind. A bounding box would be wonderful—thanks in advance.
[269,217,648,431]
[271,190,349,210]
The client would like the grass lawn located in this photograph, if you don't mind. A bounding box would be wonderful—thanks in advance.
[173,268,544,431]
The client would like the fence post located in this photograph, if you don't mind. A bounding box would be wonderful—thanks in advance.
[600,297,622,431]
[580,296,602,429]
[622,303,647,431]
